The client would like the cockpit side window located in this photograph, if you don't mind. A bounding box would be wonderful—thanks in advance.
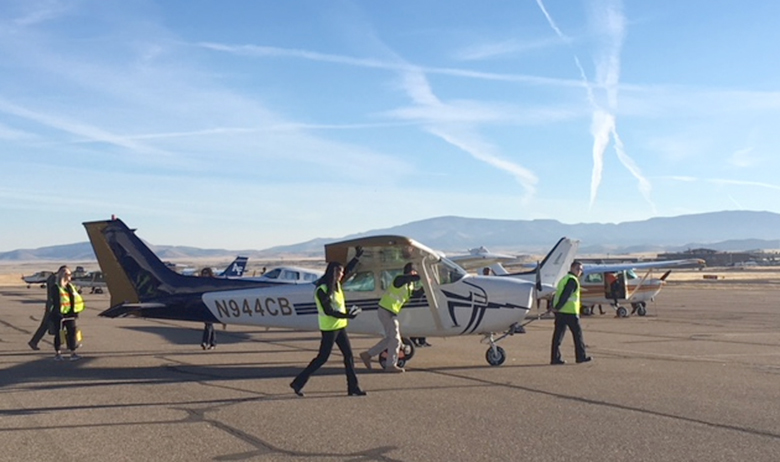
[263,268,282,279]
[434,258,466,285]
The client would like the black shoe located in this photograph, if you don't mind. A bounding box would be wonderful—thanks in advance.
[576,356,593,364]
[550,359,566,365]
[290,382,304,397]
[28,340,40,351]
[348,388,367,396]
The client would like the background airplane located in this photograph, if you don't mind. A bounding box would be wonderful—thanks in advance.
[72,270,107,294]
[179,256,248,278]
[249,266,323,284]
[84,218,548,366]
[20,270,53,288]
[578,259,705,317]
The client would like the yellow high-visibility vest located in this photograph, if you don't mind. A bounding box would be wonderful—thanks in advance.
[58,283,85,315]
[379,277,413,315]
[553,273,580,316]
[314,284,348,331]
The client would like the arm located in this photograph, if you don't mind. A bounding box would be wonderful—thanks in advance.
[393,274,420,288]
[341,246,364,282]
[553,278,578,311]
[316,287,351,319]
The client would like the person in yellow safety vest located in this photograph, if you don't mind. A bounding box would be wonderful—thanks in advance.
[50,266,85,361]
[290,248,366,397]
[359,262,423,373]
[550,261,592,365]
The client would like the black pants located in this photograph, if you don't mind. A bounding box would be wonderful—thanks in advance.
[291,329,359,393]
[53,317,78,352]
[551,312,587,362]
[201,323,216,346]
[29,307,51,346]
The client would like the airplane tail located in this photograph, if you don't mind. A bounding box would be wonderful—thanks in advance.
[83,218,264,318]
[504,237,580,298]
[220,256,248,277]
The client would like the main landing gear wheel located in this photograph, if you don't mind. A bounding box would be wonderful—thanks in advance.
[486,346,506,366]
[378,337,415,369]
[632,302,647,316]
[616,306,629,318]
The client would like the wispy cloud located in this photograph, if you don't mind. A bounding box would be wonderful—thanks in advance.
[454,36,563,61]
[536,0,654,211]
[728,147,756,168]
[200,40,540,198]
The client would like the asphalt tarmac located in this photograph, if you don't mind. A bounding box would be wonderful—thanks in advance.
[1,283,779,462]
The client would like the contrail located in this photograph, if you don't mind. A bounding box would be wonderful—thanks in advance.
[536,0,654,209]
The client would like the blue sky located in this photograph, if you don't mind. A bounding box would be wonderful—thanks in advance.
[2,0,779,251]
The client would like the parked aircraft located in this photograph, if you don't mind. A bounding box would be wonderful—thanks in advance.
[578,260,704,317]
[482,253,704,317]
[250,266,323,284]
[21,271,53,288]
[72,270,107,294]
[83,217,570,366]
[179,256,248,278]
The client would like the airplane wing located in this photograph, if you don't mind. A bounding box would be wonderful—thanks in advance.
[582,258,705,275]
[447,248,519,272]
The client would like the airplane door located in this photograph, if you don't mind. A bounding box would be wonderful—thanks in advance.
[615,271,627,300]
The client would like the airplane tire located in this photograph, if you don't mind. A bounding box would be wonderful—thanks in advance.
[486,346,506,366]
[401,337,416,361]
[617,306,629,318]
[635,302,647,317]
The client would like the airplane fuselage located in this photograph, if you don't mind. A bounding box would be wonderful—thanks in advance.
[201,275,534,337]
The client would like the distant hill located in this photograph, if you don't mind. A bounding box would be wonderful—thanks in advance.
[2,210,779,261]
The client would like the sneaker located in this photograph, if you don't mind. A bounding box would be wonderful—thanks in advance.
[201,343,208,350]
[576,356,593,364]
[359,351,372,370]
[28,340,40,351]
[550,359,566,365]
[54,353,64,361]
[206,344,215,350]
[69,353,82,361]
[384,365,405,373]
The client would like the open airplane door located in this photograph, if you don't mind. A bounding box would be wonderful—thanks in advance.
[324,235,449,336]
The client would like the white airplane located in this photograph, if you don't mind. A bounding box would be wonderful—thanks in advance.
[83,218,572,366]
[72,270,108,294]
[21,270,54,288]
[251,266,323,284]
[577,259,704,317]
[451,238,581,302]
[464,247,704,317]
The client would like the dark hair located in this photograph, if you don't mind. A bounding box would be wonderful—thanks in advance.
[403,262,415,274]
[200,267,214,277]
[319,261,344,292]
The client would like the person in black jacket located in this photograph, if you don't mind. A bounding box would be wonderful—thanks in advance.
[199,267,217,350]
[290,249,365,397]
[28,267,64,351]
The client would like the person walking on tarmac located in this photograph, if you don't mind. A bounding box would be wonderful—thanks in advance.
[290,248,366,397]
[359,262,423,372]
[199,267,217,350]
[50,266,85,361]
[551,261,592,365]
[28,266,65,351]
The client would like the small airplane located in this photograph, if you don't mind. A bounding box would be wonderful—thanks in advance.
[21,271,54,288]
[450,238,581,302]
[470,249,704,317]
[250,266,323,284]
[179,256,249,278]
[83,217,572,366]
[72,270,108,294]
[577,259,705,317]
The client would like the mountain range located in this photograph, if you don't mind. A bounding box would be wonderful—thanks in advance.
[2,210,779,262]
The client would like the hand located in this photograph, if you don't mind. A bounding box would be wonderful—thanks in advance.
[354,246,364,258]
[348,305,362,317]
